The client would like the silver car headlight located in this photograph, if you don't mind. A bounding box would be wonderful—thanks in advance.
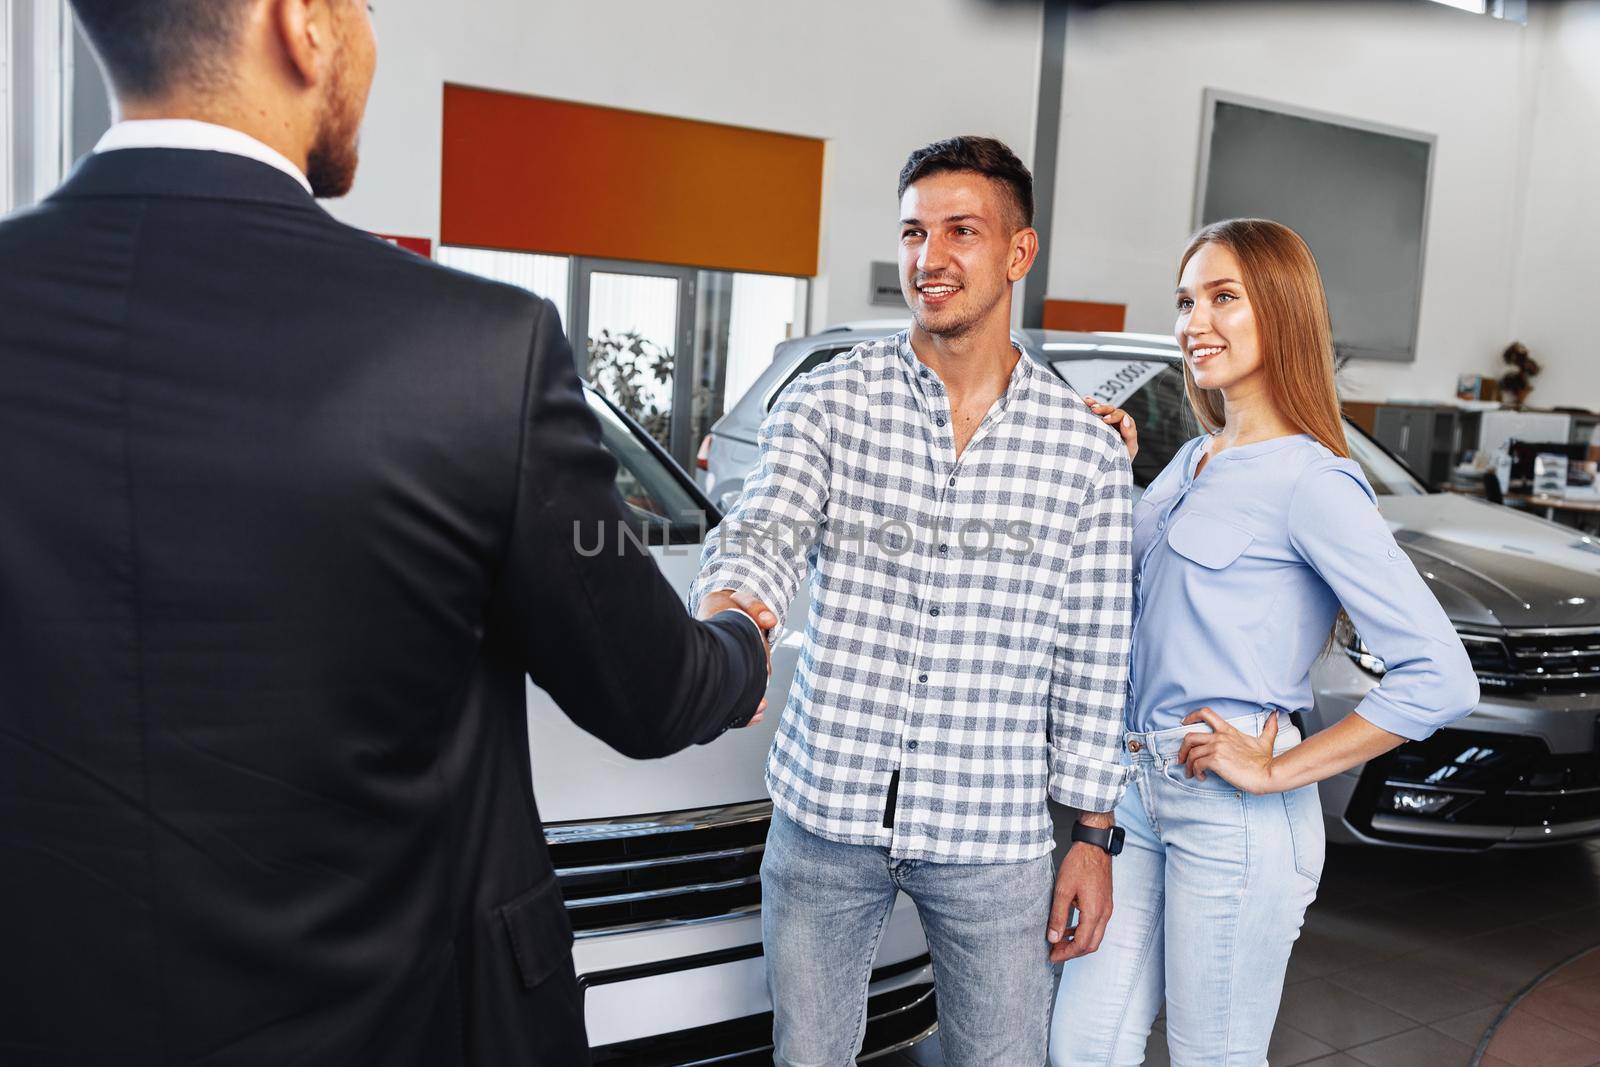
[1339,619,1512,689]
[1457,631,1515,690]
[1337,621,1388,677]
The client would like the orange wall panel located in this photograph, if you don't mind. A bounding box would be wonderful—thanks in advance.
[1043,299,1127,333]
[441,85,824,277]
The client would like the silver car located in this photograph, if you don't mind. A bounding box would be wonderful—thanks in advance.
[704,325,1600,852]
[537,385,937,1062]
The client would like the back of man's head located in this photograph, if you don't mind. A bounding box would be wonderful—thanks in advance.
[71,0,254,102]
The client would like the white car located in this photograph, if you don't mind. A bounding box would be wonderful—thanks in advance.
[533,386,938,1063]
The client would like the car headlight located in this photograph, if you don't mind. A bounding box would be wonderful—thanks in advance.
[1339,625,1388,677]
[1457,632,1515,689]
[1339,619,1513,689]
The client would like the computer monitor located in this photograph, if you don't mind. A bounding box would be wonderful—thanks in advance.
[1508,440,1588,484]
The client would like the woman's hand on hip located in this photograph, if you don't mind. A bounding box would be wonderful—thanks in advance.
[1175,708,1280,794]
[1082,396,1138,461]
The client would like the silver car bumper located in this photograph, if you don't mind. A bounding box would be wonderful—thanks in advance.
[1311,653,1600,850]
[547,801,937,1059]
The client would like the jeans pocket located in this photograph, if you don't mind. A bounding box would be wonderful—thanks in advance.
[1282,785,1326,886]
[1160,756,1241,798]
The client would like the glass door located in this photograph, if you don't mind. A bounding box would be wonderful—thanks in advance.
[570,258,698,469]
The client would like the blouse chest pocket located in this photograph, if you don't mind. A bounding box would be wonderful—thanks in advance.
[1166,512,1255,569]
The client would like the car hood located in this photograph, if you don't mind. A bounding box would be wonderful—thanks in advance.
[1381,493,1600,629]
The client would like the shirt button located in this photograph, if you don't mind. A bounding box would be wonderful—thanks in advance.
[930,607,940,617]
[935,417,946,428]
[907,740,919,751]
[948,476,957,487]
[938,543,949,553]
[918,673,928,683]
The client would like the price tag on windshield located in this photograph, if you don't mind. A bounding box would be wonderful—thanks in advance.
[1054,358,1169,409]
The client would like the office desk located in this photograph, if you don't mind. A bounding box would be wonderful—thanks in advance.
[1512,492,1600,521]
[1441,483,1600,524]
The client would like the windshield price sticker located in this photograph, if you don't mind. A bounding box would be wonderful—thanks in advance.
[1056,359,1169,408]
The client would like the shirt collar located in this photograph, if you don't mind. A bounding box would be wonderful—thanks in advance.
[1188,432,1313,479]
[95,120,313,197]
[896,330,1035,409]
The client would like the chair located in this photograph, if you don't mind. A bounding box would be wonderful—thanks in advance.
[1483,470,1504,505]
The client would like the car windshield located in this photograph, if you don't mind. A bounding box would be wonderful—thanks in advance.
[587,390,711,543]
[1049,359,1427,496]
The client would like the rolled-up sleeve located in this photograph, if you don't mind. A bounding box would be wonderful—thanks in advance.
[1049,447,1135,810]
[1288,460,1479,741]
[689,378,830,631]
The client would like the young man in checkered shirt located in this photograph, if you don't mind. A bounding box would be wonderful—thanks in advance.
[692,137,1134,1065]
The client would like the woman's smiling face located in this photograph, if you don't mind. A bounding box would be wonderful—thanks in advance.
[1175,242,1263,394]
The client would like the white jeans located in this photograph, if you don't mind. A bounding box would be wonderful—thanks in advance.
[1049,711,1325,1066]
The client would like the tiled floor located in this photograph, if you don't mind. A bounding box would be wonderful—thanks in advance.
[882,836,1600,1066]
[1482,945,1600,1066]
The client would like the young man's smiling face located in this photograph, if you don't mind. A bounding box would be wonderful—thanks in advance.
[898,170,1035,340]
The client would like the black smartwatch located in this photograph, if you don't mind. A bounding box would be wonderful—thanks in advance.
[1070,820,1125,856]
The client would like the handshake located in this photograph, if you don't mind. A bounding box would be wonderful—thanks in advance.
[697,588,779,728]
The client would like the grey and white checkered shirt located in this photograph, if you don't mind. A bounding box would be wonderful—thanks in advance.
[691,332,1132,863]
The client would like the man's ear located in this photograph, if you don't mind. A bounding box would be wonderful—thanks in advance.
[1009,227,1040,283]
[270,0,327,87]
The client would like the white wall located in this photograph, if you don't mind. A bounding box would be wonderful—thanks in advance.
[330,0,1044,332]
[1507,1,1600,406]
[1045,0,1546,402]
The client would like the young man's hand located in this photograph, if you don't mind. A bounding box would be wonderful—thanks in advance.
[1047,812,1115,963]
[697,588,779,633]
[697,588,777,726]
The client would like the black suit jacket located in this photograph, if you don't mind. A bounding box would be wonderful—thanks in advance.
[0,149,766,1066]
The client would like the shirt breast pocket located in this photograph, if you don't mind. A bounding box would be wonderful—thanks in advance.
[1166,512,1255,570]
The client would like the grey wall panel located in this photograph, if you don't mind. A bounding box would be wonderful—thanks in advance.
[1196,92,1434,365]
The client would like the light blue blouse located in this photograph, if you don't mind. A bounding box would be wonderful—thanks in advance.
[1128,433,1478,738]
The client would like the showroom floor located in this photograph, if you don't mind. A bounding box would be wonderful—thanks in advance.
[883,837,1600,1066]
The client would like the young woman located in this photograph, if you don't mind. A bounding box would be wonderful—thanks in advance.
[1047,218,1479,1066]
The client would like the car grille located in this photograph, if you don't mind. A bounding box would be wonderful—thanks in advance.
[545,801,769,937]
[1348,727,1600,846]
[1473,627,1600,694]
[590,956,936,1065]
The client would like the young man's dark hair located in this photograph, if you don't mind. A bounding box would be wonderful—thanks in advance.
[71,0,254,99]
[898,135,1035,232]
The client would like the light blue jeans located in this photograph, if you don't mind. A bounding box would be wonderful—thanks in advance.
[762,807,1055,1066]
[1049,711,1325,1066]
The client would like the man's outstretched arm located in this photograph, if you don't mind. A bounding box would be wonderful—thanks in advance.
[488,298,767,757]
[689,372,833,641]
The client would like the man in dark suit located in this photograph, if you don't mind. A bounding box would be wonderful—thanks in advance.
[0,2,770,1064]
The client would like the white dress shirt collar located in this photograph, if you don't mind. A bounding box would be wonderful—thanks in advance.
[95,119,313,197]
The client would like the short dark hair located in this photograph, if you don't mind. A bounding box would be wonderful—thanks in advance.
[70,0,253,100]
[898,136,1034,231]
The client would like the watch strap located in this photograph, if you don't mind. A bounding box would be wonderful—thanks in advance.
[1070,821,1125,856]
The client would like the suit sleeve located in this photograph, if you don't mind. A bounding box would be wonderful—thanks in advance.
[487,298,767,757]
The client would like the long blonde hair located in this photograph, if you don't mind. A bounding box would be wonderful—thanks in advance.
[1178,219,1348,459]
